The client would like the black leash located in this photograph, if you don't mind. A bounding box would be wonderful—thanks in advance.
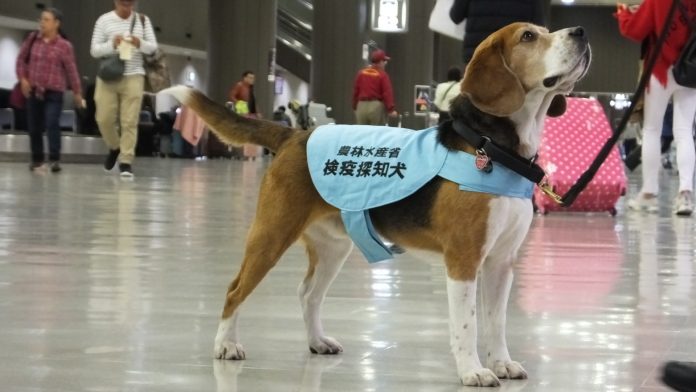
[559,0,681,207]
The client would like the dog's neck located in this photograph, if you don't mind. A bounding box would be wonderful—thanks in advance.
[509,90,555,159]
[443,95,520,154]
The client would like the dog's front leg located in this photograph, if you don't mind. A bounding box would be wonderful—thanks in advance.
[447,276,500,387]
[215,312,245,360]
[480,256,528,380]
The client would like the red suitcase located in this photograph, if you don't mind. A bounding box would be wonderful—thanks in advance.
[534,97,627,215]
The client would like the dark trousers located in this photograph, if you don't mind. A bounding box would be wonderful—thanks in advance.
[27,90,63,163]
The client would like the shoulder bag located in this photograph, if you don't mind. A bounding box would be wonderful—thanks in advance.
[97,15,136,81]
[10,32,39,109]
[673,1,696,87]
[138,14,171,92]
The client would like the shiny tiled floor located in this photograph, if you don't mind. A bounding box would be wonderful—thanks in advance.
[0,158,694,391]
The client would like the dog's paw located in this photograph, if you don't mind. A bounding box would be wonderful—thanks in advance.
[459,368,501,387]
[309,336,343,355]
[215,341,246,360]
[488,360,528,380]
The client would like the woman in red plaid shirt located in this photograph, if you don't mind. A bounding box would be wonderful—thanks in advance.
[16,7,83,173]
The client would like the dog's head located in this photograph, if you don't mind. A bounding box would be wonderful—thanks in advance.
[461,23,591,118]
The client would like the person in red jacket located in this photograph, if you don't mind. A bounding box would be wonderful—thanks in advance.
[616,0,696,216]
[352,50,398,125]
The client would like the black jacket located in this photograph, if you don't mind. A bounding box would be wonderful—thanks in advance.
[450,0,546,63]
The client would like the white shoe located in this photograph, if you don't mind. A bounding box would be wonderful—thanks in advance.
[674,191,693,216]
[627,193,659,213]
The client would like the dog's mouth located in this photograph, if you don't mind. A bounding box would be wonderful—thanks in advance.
[544,46,591,89]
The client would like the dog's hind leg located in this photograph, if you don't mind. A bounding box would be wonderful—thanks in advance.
[214,211,310,360]
[299,216,353,355]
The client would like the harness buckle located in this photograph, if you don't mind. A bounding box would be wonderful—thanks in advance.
[538,178,564,205]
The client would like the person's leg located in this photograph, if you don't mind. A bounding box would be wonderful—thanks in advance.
[671,87,696,193]
[117,75,145,166]
[355,102,369,124]
[26,94,45,166]
[44,91,64,164]
[640,76,673,194]
[94,78,121,151]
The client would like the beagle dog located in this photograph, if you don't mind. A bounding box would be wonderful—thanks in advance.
[163,23,590,386]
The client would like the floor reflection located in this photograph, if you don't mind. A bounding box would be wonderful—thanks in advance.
[0,159,692,391]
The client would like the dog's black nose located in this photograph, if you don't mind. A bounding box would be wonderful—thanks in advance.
[570,26,585,38]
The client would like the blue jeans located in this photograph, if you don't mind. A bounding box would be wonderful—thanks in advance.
[26,90,63,163]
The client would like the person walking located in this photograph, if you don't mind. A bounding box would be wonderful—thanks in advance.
[16,7,83,173]
[617,0,696,216]
[91,0,158,178]
[352,49,398,125]
[450,0,546,64]
[228,71,259,118]
[433,66,462,124]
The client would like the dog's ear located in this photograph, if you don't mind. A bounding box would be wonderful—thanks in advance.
[546,95,567,117]
[461,38,525,117]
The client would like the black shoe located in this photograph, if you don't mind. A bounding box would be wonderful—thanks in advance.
[29,162,44,171]
[50,161,61,173]
[119,163,133,178]
[104,149,120,171]
[662,361,696,392]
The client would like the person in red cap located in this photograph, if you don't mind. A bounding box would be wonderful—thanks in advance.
[352,49,398,125]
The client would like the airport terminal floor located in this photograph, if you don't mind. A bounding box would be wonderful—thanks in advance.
[0,157,694,391]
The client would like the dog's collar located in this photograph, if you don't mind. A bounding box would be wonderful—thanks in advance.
[451,119,549,186]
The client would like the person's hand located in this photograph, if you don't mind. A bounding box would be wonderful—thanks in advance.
[130,36,140,48]
[113,35,124,49]
[20,78,31,98]
[388,110,398,118]
[73,93,85,109]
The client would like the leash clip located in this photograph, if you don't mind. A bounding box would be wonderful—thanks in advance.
[538,178,564,205]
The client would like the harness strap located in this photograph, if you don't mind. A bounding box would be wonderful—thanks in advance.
[451,120,546,184]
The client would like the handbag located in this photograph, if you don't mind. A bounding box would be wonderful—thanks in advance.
[139,14,171,92]
[10,32,39,109]
[97,15,136,81]
[428,0,466,41]
[673,1,696,87]
[97,55,126,81]
[9,82,26,109]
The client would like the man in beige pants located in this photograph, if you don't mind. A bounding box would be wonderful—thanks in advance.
[352,50,398,125]
[90,0,158,177]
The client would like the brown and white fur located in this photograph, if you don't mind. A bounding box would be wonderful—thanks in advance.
[163,23,591,387]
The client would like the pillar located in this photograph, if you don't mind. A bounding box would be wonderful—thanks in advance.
[385,0,435,129]
[312,0,385,124]
[207,0,277,116]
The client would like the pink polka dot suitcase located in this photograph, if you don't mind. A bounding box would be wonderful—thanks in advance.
[534,97,627,215]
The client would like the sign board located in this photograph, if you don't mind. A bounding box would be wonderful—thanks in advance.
[414,85,433,116]
[371,0,408,33]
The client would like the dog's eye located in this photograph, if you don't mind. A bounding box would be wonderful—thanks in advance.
[521,31,535,42]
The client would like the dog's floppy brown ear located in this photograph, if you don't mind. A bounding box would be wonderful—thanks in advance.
[547,95,567,117]
[461,38,525,117]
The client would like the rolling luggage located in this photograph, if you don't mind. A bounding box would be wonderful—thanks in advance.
[534,97,627,215]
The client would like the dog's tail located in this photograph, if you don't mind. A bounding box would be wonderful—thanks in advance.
[161,85,294,152]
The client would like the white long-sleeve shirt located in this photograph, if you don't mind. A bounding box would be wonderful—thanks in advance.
[90,11,158,76]
[433,80,462,112]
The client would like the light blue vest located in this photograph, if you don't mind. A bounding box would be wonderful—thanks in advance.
[307,125,534,263]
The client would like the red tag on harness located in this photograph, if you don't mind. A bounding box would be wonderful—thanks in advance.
[475,151,492,172]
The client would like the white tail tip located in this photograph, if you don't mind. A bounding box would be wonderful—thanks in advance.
[160,85,194,104]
